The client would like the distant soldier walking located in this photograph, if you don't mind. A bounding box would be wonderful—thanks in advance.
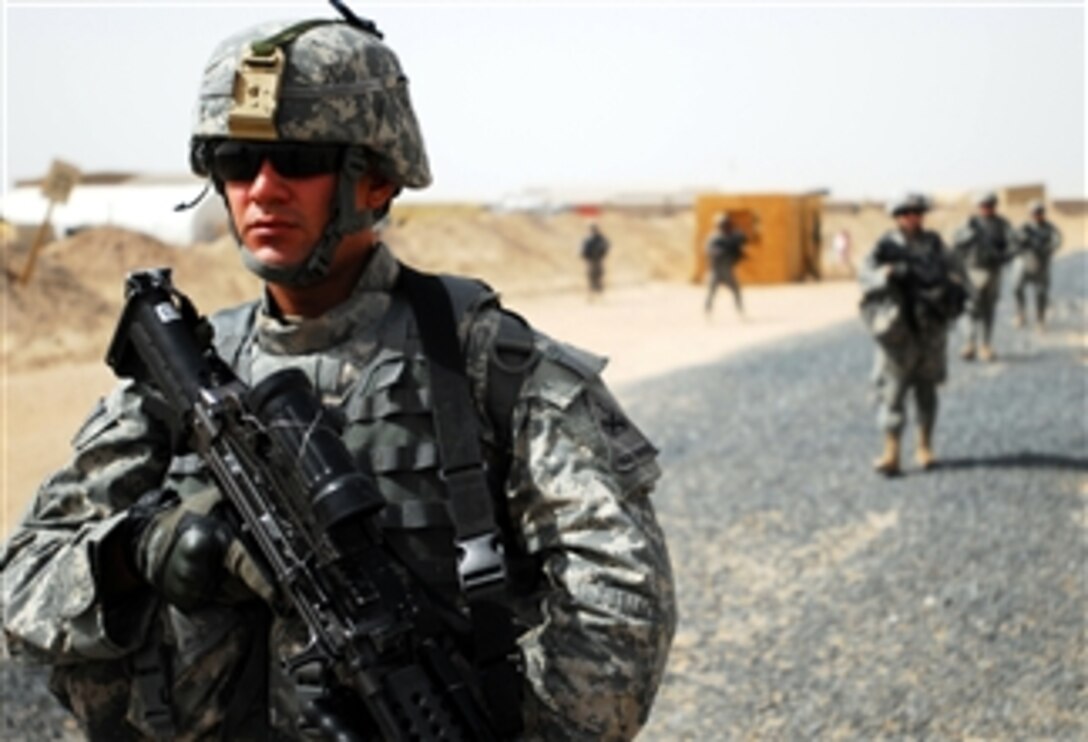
[581,222,610,299]
[859,194,967,475]
[704,213,747,319]
[952,191,1017,361]
[1012,199,1062,330]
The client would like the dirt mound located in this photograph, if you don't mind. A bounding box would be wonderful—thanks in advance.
[2,211,695,372]
[385,208,695,295]
[3,227,261,371]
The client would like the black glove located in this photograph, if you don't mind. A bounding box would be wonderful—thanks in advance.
[129,487,275,612]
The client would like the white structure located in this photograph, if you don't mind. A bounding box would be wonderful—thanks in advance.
[1,173,228,246]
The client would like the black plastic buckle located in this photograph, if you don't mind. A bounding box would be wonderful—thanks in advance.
[456,532,507,597]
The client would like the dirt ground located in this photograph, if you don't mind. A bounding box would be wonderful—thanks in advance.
[2,211,1082,537]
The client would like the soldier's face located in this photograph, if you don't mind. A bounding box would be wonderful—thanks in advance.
[979,203,996,216]
[895,210,924,233]
[225,159,339,269]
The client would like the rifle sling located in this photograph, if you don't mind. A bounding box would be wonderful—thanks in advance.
[395,263,523,736]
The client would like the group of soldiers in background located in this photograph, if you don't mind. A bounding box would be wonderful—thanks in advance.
[860,191,1063,476]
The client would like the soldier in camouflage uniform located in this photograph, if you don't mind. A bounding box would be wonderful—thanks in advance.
[859,194,966,475]
[580,223,610,299]
[1012,199,1062,330]
[704,213,747,319]
[0,10,676,741]
[951,191,1017,362]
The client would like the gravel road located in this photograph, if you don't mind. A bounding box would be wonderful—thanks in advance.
[634,252,1086,740]
[3,254,1084,741]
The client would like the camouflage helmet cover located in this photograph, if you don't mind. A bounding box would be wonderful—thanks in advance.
[1028,198,1046,214]
[974,190,998,207]
[886,192,930,217]
[192,19,431,188]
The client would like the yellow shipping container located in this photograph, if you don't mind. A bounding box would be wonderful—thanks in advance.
[693,193,823,285]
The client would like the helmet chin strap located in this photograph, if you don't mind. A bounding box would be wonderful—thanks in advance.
[234,147,377,288]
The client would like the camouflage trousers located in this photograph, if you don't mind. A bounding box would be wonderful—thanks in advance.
[964,267,1002,348]
[705,267,743,314]
[872,329,948,435]
[1013,265,1051,321]
[586,259,605,293]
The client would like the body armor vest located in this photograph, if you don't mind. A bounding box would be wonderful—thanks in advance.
[210,283,533,619]
[969,215,1010,268]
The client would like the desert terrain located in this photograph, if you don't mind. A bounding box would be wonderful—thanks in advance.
[2,205,1083,535]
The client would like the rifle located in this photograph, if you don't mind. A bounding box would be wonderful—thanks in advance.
[106,268,498,742]
[957,217,1014,268]
[872,239,966,326]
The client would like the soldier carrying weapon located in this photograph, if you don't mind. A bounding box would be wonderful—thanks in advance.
[860,193,967,476]
[951,191,1018,362]
[0,3,676,739]
[1012,199,1062,331]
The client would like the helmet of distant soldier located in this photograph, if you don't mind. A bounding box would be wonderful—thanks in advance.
[1028,199,1046,214]
[188,11,430,285]
[886,192,930,217]
[974,191,998,208]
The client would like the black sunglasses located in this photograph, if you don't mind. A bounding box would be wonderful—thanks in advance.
[200,140,344,182]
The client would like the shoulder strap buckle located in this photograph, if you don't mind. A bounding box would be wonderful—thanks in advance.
[456,532,507,598]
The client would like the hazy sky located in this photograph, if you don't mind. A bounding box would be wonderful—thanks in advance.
[3,1,1085,202]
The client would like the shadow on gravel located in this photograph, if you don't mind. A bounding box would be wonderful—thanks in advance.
[975,349,1073,364]
[934,452,1088,471]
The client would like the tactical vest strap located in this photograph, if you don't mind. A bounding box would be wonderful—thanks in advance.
[395,263,525,736]
[210,300,260,377]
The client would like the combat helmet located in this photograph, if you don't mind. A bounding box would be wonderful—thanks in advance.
[189,1,431,286]
[974,191,998,208]
[886,192,930,217]
[1028,199,1046,214]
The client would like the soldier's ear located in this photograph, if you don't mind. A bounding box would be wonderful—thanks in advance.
[357,176,398,211]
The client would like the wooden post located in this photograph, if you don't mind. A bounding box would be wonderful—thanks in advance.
[18,201,57,285]
[15,159,80,286]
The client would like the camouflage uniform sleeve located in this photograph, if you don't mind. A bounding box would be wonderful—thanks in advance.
[858,234,892,293]
[938,233,968,285]
[1049,223,1063,254]
[1,380,170,663]
[505,337,677,741]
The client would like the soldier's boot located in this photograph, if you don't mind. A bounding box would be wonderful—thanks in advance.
[960,344,976,361]
[978,345,995,362]
[873,433,901,476]
[1013,309,1025,328]
[916,427,936,470]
